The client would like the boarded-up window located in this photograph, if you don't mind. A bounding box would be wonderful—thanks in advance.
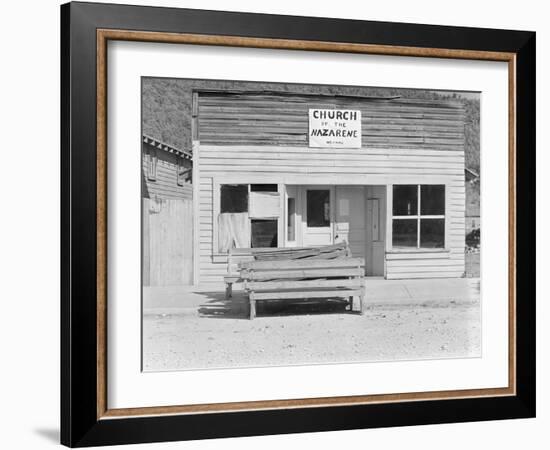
[218,213,250,252]
[251,219,278,248]
[249,192,280,218]
[219,184,249,252]
[249,184,279,219]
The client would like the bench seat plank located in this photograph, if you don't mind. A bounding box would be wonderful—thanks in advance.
[253,289,363,301]
[247,278,363,290]
[243,267,364,281]
[240,257,364,270]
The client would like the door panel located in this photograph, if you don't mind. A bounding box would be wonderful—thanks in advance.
[303,187,334,247]
[366,186,386,276]
[335,187,366,259]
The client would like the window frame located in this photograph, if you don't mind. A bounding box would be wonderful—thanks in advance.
[391,184,446,250]
[145,147,157,181]
[220,183,249,214]
[176,156,191,186]
[212,180,284,255]
[286,196,297,243]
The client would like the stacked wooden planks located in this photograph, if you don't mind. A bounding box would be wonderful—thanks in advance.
[223,242,351,298]
[250,242,351,261]
[233,242,364,319]
[240,254,365,320]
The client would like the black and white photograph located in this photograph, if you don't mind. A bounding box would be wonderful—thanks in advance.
[141,78,481,372]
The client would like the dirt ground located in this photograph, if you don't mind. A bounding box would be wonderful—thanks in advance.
[143,294,481,372]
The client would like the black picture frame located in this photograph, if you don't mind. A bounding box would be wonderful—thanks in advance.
[61,1,536,447]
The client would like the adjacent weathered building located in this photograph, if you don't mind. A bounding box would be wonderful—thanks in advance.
[142,135,193,286]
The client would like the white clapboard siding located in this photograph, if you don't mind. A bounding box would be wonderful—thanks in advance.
[197,145,466,283]
[142,151,192,201]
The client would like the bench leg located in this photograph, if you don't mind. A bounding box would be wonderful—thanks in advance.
[225,282,233,299]
[349,296,354,312]
[359,289,364,315]
[249,293,256,320]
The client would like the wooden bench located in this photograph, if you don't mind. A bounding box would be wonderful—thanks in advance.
[223,242,351,298]
[239,256,365,319]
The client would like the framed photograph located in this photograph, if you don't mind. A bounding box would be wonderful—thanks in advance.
[60,1,536,447]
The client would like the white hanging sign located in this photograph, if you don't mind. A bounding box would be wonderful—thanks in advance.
[309,109,362,148]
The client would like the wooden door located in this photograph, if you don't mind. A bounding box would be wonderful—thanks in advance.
[335,186,366,261]
[365,186,386,276]
[302,186,334,247]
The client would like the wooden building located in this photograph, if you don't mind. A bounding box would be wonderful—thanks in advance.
[191,91,467,284]
[142,135,193,286]
[142,135,193,201]
[465,167,480,233]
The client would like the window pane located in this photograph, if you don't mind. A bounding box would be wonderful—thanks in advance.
[421,185,445,215]
[420,218,445,248]
[392,219,418,247]
[393,185,417,216]
[220,184,248,213]
[307,190,330,227]
[287,197,296,241]
[250,184,277,192]
[251,219,278,248]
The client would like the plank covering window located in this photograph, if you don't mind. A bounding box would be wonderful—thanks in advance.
[218,184,249,252]
[249,191,280,218]
[392,185,445,249]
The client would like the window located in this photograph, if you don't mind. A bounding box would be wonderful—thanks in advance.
[218,185,249,252]
[392,185,445,249]
[220,184,248,213]
[250,184,278,192]
[249,184,279,218]
[251,219,278,248]
[218,184,282,252]
[307,190,330,227]
[145,147,157,181]
[249,185,279,247]
[176,156,191,186]
[287,197,296,241]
